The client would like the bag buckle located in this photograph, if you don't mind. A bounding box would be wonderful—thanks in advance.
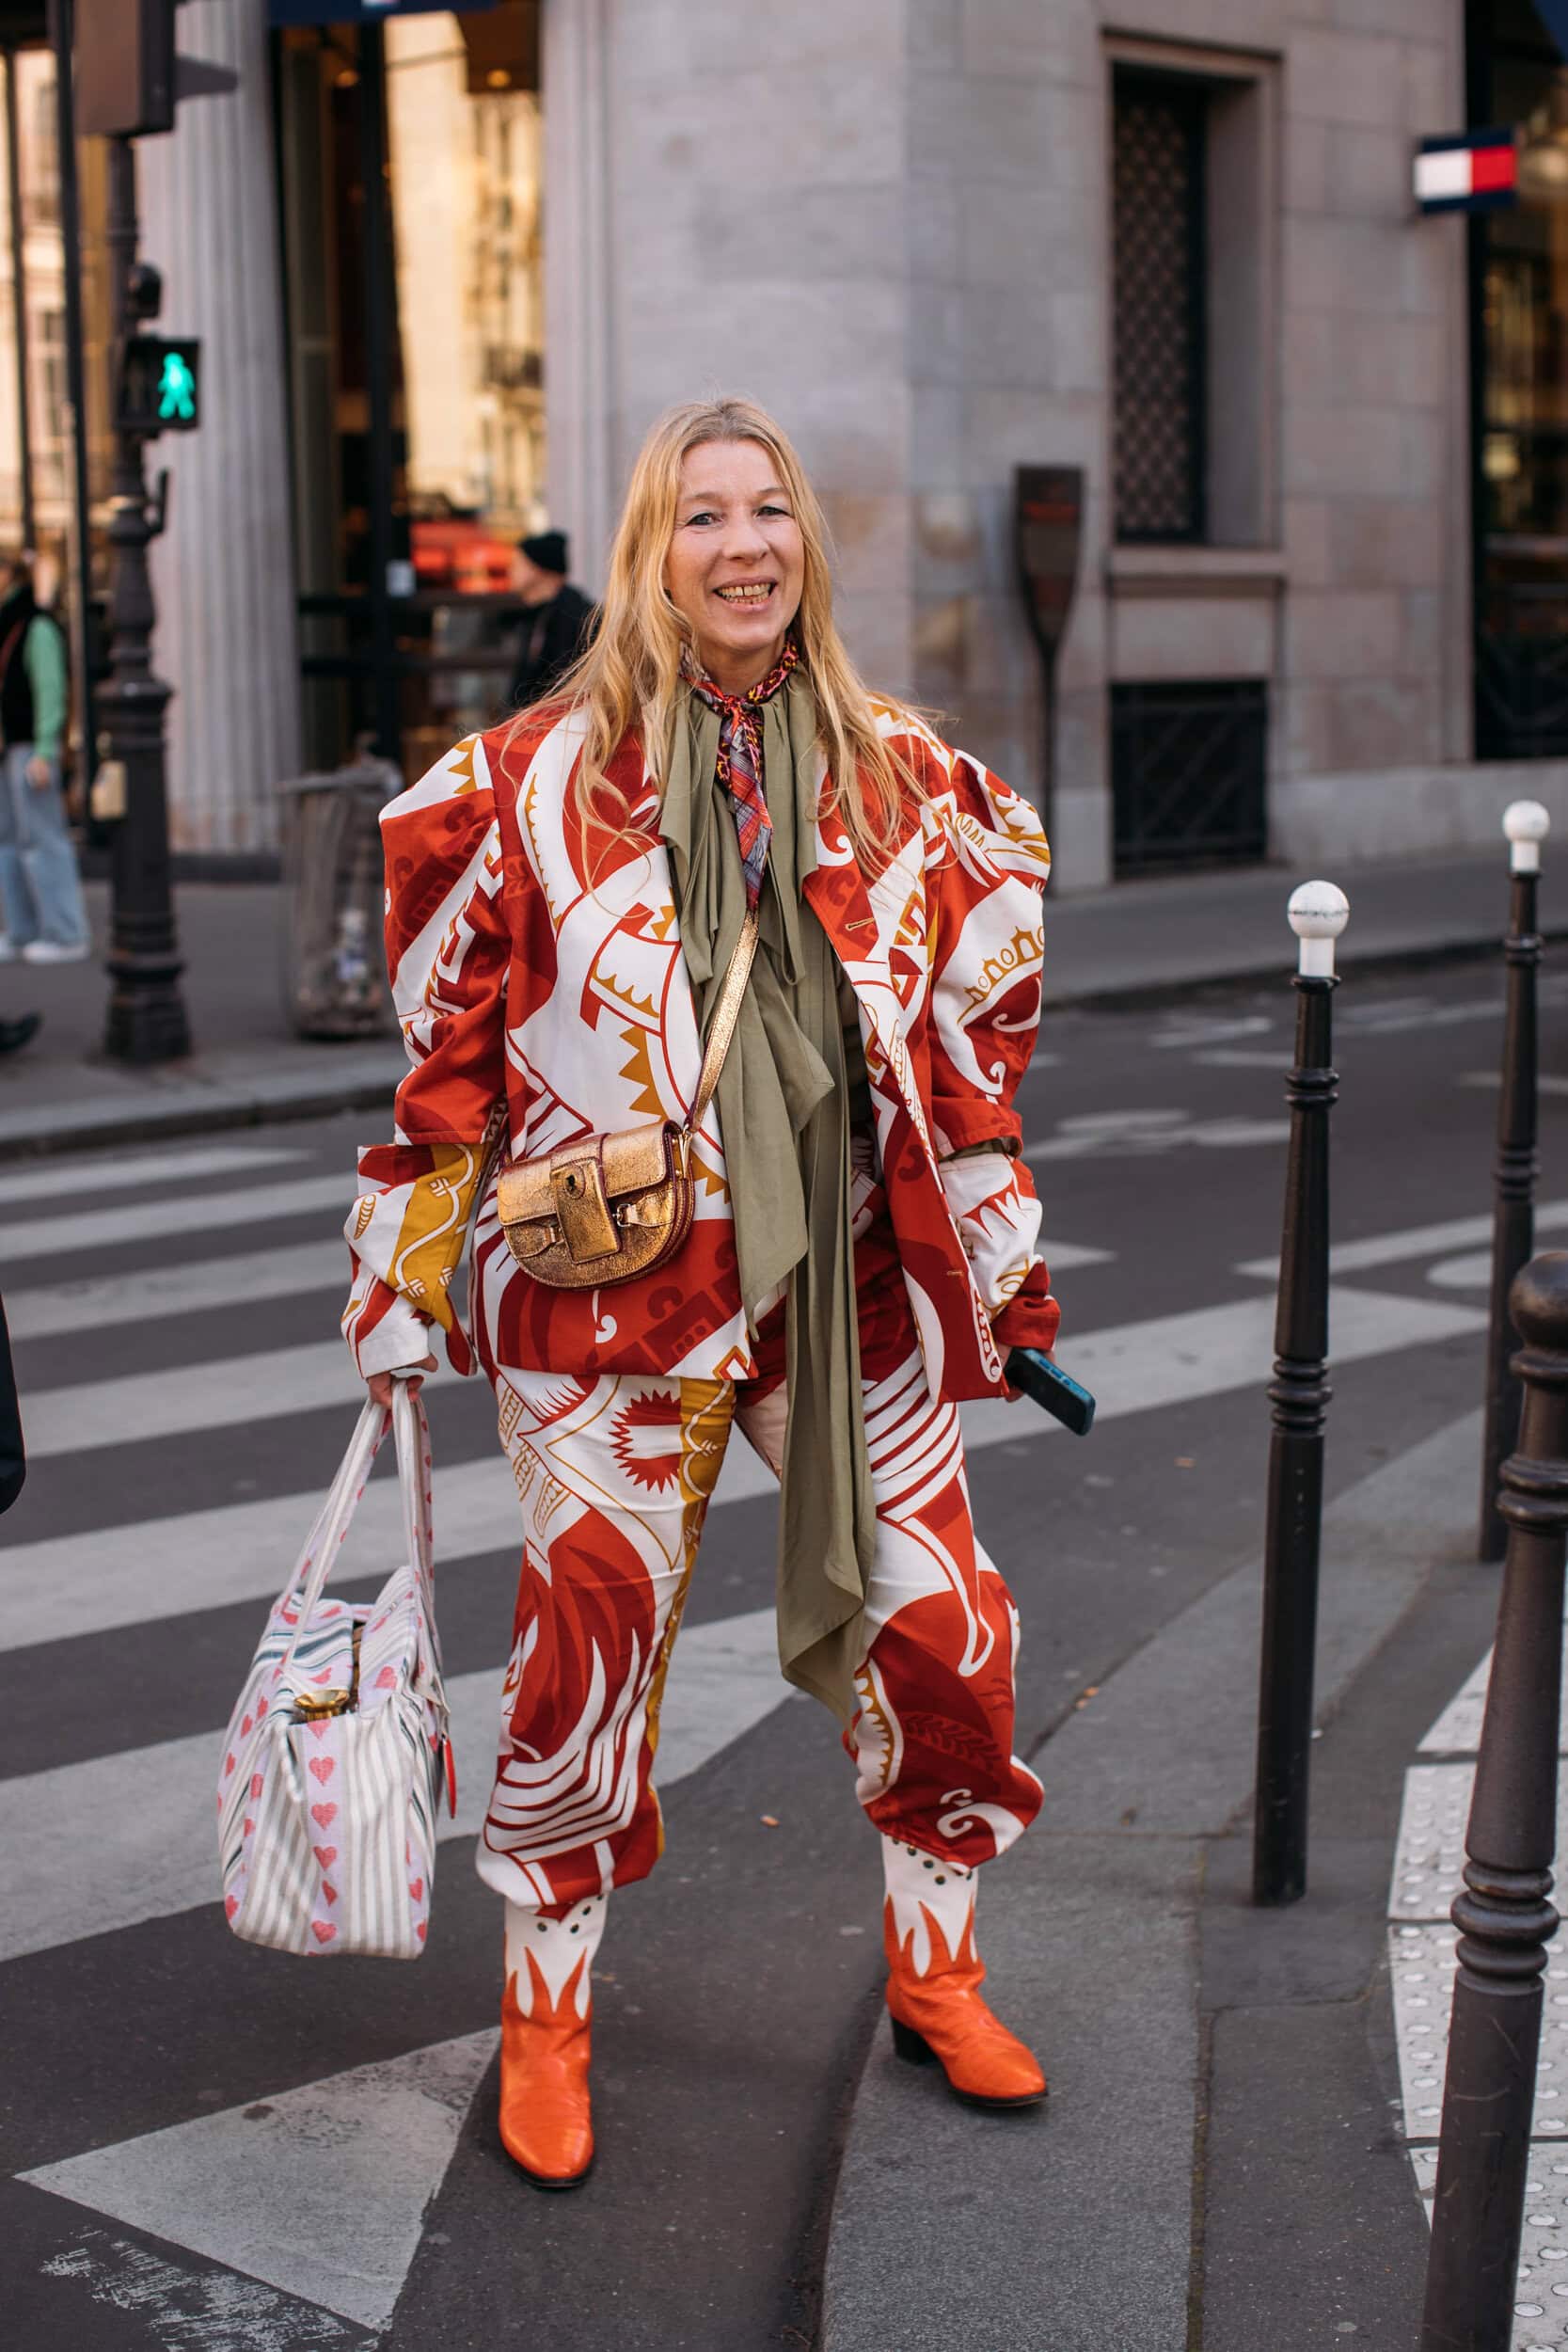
[550,1155,619,1262]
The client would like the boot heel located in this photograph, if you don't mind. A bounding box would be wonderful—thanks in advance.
[891,2016,935,2066]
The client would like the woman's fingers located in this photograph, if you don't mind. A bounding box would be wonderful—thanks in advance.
[364,1356,437,1410]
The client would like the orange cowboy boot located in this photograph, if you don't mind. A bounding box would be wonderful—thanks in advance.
[881,1838,1046,2109]
[499,1892,608,2189]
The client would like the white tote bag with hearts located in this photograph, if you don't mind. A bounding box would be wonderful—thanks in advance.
[217,1383,452,1960]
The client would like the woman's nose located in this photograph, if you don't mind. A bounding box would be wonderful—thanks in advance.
[720,514,769,562]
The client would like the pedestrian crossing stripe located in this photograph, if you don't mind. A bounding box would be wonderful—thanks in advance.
[22,2030,499,2331]
[2,1286,1486,1654]
[0,1141,306,1212]
[2,1608,784,1965]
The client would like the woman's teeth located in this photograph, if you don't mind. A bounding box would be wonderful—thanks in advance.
[715,584,772,605]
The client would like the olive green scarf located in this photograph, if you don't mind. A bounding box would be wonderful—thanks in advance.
[660,671,875,1724]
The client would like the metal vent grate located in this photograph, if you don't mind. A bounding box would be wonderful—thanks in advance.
[1113,72,1207,543]
[1111,680,1267,876]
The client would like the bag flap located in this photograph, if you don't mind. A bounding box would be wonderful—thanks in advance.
[600,1121,680,1197]
[496,1123,679,1227]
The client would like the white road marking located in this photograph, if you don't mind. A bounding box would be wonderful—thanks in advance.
[21,1339,363,1457]
[1236,1199,1568,1282]
[1025,1110,1288,1161]
[1152,1014,1273,1051]
[0,1141,305,1211]
[1424,1249,1490,1291]
[1460,1071,1568,1097]
[22,2030,498,2332]
[1192,1048,1296,1069]
[33,2225,364,2347]
[0,1286,1486,1654]
[0,1606,782,1964]
[0,1174,353,1265]
[2,1240,349,1341]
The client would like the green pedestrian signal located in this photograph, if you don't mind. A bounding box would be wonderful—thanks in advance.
[157,350,197,423]
[117,335,201,436]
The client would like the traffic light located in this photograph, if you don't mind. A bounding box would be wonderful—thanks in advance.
[117,336,200,435]
[75,0,177,139]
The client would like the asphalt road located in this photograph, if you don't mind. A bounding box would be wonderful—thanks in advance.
[0,951,1553,2349]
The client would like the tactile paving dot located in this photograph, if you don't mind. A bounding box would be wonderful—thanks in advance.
[1389,1765,1568,1922]
[1409,2150,1568,2346]
[1391,1927,1568,2137]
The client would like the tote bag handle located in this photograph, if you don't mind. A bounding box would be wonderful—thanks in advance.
[277,1382,436,1686]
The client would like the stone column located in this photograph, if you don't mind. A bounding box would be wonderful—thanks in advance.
[139,0,299,856]
[543,0,615,593]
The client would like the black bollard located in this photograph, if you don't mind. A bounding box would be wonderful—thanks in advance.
[1480,801,1549,1564]
[1422,1251,1568,2350]
[1252,882,1348,1908]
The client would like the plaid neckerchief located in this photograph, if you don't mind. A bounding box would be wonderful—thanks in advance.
[682,637,799,911]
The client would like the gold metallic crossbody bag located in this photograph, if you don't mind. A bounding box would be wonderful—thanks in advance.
[495,910,758,1291]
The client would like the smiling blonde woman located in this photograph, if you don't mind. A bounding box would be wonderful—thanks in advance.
[343,396,1061,2190]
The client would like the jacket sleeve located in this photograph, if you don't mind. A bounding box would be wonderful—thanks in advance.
[341,736,510,1380]
[925,747,1060,1355]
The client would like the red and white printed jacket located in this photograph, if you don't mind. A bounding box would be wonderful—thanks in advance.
[341,704,1060,1402]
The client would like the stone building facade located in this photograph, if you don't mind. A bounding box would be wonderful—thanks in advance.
[9,0,1565,886]
[546,0,1482,889]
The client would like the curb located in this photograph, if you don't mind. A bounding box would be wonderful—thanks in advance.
[0,1064,404,1164]
[0,921,1555,1163]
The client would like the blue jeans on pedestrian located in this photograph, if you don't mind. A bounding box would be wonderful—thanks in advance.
[0,742,89,949]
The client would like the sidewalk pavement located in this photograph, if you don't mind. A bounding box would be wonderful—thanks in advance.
[823,1410,1490,2350]
[0,845,1545,1159]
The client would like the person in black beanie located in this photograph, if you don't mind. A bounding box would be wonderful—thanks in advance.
[506,530,598,711]
[0,1294,24,1516]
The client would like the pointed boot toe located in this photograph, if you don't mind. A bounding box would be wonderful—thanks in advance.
[499,1967,595,2190]
[888,1993,1047,2108]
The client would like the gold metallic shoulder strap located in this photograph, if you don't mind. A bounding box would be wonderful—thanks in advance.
[689,908,759,1132]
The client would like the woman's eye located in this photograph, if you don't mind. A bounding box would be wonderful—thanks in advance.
[684,511,716,528]
[758,504,788,518]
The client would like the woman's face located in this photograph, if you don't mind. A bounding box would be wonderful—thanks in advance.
[664,438,805,692]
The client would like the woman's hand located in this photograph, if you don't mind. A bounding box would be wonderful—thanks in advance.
[366,1355,437,1410]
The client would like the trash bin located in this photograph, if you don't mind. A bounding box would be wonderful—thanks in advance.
[277,744,403,1040]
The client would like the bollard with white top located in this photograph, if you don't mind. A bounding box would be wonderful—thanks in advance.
[1479,802,1550,1562]
[1253,881,1349,1907]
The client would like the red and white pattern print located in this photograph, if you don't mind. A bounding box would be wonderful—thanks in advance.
[342,701,1059,1397]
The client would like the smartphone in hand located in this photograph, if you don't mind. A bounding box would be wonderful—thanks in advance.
[1005,1348,1096,1436]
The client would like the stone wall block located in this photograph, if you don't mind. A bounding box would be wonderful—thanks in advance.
[1285,403,1407,498]
[1286,118,1331,215]
[616,0,903,79]
[958,0,1096,82]
[704,186,905,282]
[1112,595,1276,683]
[909,69,1093,184]
[958,183,1102,295]
[820,491,911,596]
[1402,39,1458,132]
[1278,680,1333,780]
[1324,676,1437,770]
[1284,498,1333,589]
[1327,497,1444,589]
[615,65,901,187]
[1322,122,1411,216]
[909,0,960,72]
[1286,215,1411,314]
[1399,587,1444,682]
[907,179,962,283]
[1286,588,1402,681]
[1288,29,1404,128]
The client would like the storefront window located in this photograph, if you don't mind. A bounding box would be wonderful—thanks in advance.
[276,5,545,780]
[1471,0,1568,758]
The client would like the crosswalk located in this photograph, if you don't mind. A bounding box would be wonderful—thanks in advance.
[0,1127,1505,2345]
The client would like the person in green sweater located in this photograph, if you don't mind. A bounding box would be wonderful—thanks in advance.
[0,550,88,963]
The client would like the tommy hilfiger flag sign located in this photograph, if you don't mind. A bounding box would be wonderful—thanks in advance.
[1414,131,1518,215]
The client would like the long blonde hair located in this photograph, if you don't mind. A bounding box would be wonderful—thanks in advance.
[517,396,919,866]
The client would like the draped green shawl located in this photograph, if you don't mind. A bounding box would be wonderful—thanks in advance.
[660,673,876,1724]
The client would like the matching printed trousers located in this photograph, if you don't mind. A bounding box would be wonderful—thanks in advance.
[473,1187,1042,1911]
